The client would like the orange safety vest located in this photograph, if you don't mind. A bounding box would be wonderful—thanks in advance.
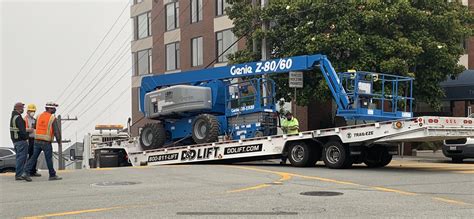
[35,112,55,142]
[25,116,29,129]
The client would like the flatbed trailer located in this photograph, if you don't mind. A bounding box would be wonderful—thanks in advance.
[95,116,474,169]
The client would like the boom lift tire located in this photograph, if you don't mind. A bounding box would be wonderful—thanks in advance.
[322,141,353,169]
[363,146,392,168]
[192,114,220,144]
[139,123,166,150]
[287,141,318,167]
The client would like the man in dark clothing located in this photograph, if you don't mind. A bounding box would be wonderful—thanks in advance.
[10,102,32,181]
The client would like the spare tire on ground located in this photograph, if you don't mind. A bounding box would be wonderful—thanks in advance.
[192,114,220,144]
[139,123,166,150]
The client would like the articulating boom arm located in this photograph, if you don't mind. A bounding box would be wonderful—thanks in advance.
[140,54,349,113]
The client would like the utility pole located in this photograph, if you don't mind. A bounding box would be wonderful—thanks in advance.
[261,0,269,105]
[57,115,78,170]
[252,0,258,54]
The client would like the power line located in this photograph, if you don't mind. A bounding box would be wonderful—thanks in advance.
[61,3,157,115]
[63,1,205,139]
[55,0,131,103]
[61,34,132,114]
[61,2,167,117]
[59,16,132,110]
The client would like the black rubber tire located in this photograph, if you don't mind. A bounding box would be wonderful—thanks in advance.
[322,141,353,169]
[452,157,464,163]
[287,141,317,167]
[254,131,264,138]
[192,114,220,144]
[364,146,392,168]
[139,123,166,150]
[0,167,15,173]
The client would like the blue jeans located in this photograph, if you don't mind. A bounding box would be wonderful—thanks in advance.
[14,140,29,177]
[25,141,56,177]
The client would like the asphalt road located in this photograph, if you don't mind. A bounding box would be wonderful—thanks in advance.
[1,157,473,218]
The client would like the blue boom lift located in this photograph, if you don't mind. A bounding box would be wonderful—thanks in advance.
[138,54,414,150]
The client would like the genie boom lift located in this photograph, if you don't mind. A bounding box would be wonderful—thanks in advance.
[138,54,414,150]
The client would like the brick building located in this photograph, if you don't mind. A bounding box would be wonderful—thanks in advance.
[129,0,474,137]
[130,0,244,135]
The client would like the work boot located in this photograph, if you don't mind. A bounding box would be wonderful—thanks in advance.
[21,175,32,182]
[49,175,62,181]
[15,176,24,181]
[30,172,42,177]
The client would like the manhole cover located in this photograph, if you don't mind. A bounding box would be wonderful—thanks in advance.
[91,181,141,187]
[300,191,343,196]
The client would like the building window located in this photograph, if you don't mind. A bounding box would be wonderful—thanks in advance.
[191,37,203,67]
[166,2,179,31]
[191,0,203,23]
[216,0,230,16]
[134,49,152,75]
[166,42,180,71]
[216,29,237,63]
[134,12,151,40]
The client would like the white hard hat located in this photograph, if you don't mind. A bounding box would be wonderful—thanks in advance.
[45,101,59,109]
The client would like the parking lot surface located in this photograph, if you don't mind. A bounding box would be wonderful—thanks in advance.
[1,157,473,218]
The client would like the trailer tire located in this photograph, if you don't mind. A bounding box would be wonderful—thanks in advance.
[192,114,220,144]
[322,141,353,169]
[364,146,392,168]
[287,141,317,167]
[140,123,166,150]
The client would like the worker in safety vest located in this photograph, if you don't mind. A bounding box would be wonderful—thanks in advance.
[280,112,299,165]
[23,102,62,181]
[281,112,299,135]
[24,104,41,177]
[10,102,31,181]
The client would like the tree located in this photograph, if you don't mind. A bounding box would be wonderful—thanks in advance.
[227,0,473,110]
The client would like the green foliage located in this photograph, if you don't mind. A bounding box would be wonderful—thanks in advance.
[227,0,474,109]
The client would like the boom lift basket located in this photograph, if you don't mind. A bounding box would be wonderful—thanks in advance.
[336,71,414,121]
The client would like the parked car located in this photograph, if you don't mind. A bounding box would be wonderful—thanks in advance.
[442,114,474,163]
[0,147,16,173]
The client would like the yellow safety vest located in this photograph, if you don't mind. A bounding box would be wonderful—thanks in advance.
[281,118,299,134]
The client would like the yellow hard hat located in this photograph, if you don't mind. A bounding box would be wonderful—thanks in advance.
[27,104,36,112]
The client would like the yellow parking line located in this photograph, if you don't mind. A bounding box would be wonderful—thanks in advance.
[226,166,472,206]
[227,166,293,182]
[22,206,125,219]
[225,166,292,193]
[453,170,474,174]
[292,174,361,186]
[433,197,470,205]
[227,184,271,193]
[373,187,417,196]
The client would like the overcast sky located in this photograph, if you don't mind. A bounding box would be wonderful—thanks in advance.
[1,0,132,149]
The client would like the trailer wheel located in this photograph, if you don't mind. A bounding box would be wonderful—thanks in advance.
[192,114,220,144]
[364,146,392,168]
[140,123,166,150]
[322,141,352,169]
[287,141,317,167]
